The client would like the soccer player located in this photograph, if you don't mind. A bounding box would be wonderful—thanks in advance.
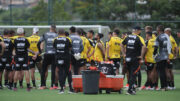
[132,26,146,88]
[107,29,122,74]
[105,32,112,61]
[0,30,6,89]
[164,28,177,90]
[121,31,145,95]
[69,26,84,75]
[87,30,96,65]
[154,25,171,91]
[141,32,157,90]
[13,28,31,91]
[94,33,105,62]
[27,27,42,88]
[53,29,74,94]
[78,29,91,73]
[39,25,58,89]
[0,29,14,90]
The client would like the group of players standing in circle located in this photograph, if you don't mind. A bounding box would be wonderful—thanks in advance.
[0,25,178,95]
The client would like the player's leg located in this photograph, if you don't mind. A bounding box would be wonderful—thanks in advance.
[22,57,31,91]
[13,70,20,91]
[19,70,24,88]
[3,70,8,87]
[157,60,167,90]
[58,65,65,93]
[40,54,50,88]
[51,54,56,88]
[168,60,175,89]
[126,61,138,95]
[36,57,42,76]
[0,70,3,89]
[29,56,36,88]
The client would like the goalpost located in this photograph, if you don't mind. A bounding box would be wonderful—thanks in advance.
[0,25,111,42]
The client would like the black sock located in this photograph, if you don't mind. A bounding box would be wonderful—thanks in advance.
[5,80,8,85]
[55,83,58,87]
[32,80,36,86]
[167,81,170,87]
[69,83,73,90]
[154,83,158,87]
[171,81,174,87]
[27,83,30,88]
[9,82,13,88]
[150,82,153,88]
[0,81,2,86]
[145,81,149,87]
[19,80,23,86]
[14,83,17,88]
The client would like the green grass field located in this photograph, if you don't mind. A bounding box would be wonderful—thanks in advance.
[0,72,180,101]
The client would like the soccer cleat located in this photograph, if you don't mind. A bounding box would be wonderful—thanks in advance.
[13,88,17,91]
[149,87,155,90]
[39,86,46,90]
[49,87,54,90]
[53,86,58,89]
[124,84,129,88]
[126,91,136,95]
[68,89,75,94]
[155,87,160,91]
[27,87,32,92]
[20,86,23,89]
[140,86,146,90]
[172,87,176,90]
[146,86,151,90]
[58,89,64,94]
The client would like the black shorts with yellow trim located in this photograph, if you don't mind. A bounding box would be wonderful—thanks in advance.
[109,58,121,69]
[0,56,13,71]
[28,56,42,69]
[145,62,155,71]
[14,55,29,71]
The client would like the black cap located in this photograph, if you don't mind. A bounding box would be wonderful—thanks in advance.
[133,26,142,30]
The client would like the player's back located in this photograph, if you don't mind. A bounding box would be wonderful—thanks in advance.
[109,37,122,59]
[27,35,41,56]
[145,38,156,63]
[53,36,71,58]
[14,36,30,56]
[3,37,14,56]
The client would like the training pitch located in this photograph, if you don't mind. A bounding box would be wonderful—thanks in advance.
[0,72,180,101]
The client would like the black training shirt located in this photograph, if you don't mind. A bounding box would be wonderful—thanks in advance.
[122,34,143,58]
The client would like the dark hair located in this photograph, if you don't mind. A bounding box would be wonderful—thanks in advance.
[51,24,56,30]
[3,29,9,35]
[108,32,112,35]
[69,26,76,33]
[9,29,15,35]
[76,28,82,35]
[58,29,65,35]
[157,25,164,32]
[79,28,86,36]
[113,29,120,35]
[65,31,69,36]
[98,33,104,39]
[88,30,94,35]
[146,31,152,36]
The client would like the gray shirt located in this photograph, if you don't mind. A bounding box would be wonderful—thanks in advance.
[40,32,58,54]
[69,34,84,54]
[154,33,171,62]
